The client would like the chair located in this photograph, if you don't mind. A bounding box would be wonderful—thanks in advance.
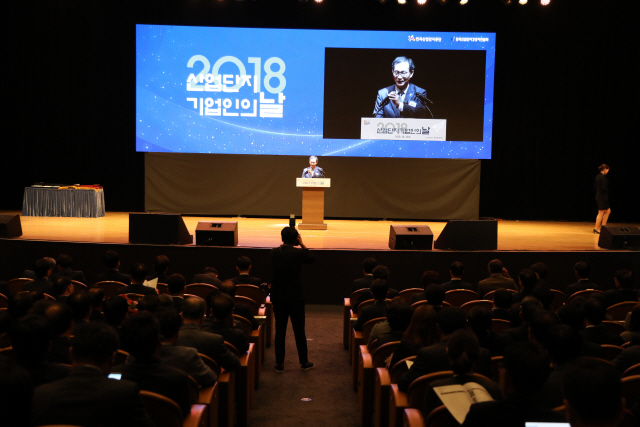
[185,284,218,300]
[0,293,7,309]
[94,281,127,298]
[621,375,640,410]
[459,300,493,314]
[7,278,33,295]
[491,319,511,334]
[233,314,264,387]
[600,344,624,361]
[373,357,417,427]
[548,289,565,312]
[235,284,266,305]
[0,346,16,360]
[70,280,87,289]
[157,283,169,295]
[357,299,376,317]
[359,342,401,427]
[444,289,479,307]
[115,349,129,365]
[235,342,256,427]
[125,293,145,302]
[352,317,386,389]
[398,288,424,305]
[198,353,221,379]
[607,301,639,321]
[234,295,260,316]
[43,293,56,301]
[389,371,454,427]
[483,288,517,301]
[139,390,206,427]
[237,285,272,348]
[490,355,504,385]
[411,300,451,309]
[602,320,626,336]
[404,408,427,427]
[566,289,604,304]
[423,405,458,427]
[623,363,640,377]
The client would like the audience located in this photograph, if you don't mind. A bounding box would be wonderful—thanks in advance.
[22,258,54,295]
[119,263,158,296]
[491,288,512,320]
[410,271,442,304]
[440,261,473,292]
[604,269,638,308]
[203,293,249,353]
[94,250,131,285]
[50,276,74,301]
[87,287,106,322]
[231,256,263,286]
[219,279,259,329]
[67,291,93,334]
[565,261,599,297]
[50,254,86,284]
[388,304,438,368]
[148,255,171,284]
[621,303,640,343]
[351,257,377,293]
[582,297,624,346]
[167,273,186,313]
[43,302,74,364]
[354,279,389,332]
[192,266,222,287]
[371,300,412,349]
[353,265,398,311]
[477,259,518,298]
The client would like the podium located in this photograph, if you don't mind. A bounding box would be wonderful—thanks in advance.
[296,178,331,230]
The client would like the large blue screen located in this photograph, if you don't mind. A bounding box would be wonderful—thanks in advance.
[136,25,496,159]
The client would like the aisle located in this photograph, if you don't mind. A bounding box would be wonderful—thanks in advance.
[250,305,358,427]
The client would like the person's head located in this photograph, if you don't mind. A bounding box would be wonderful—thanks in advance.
[520,296,544,324]
[583,298,606,326]
[493,288,512,310]
[0,360,33,427]
[563,357,623,427]
[628,304,640,332]
[138,294,161,314]
[447,330,480,375]
[450,261,464,279]
[372,265,389,280]
[9,292,34,320]
[236,256,252,273]
[424,284,445,307]
[421,271,440,289]
[55,254,73,270]
[167,274,186,296]
[504,342,551,396]
[546,324,583,366]
[386,301,413,332]
[158,294,175,309]
[119,311,161,362]
[103,250,120,269]
[219,279,237,297]
[488,259,504,274]
[403,304,438,349]
[574,261,591,279]
[467,306,492,336]
[518,268,538,291]
[182,297,206,322]
[130,263,148,283]
[66,291,92,322]
[51,276,73,298]
[211,294,235,321]
[598,163,610,174]
[530,262,549,280]
[154,255,170,275]
[43,302,74,336]
[156,307,182,341]
[281,226,299,245]
[370,279,389,301]
[204,289,222,317]
[437,307,467,337]
[362,258,378,275]
[614,269,633,290]
[10,315,52,364]
[558,298,587,330]
[34,257,54,279]
[528,309,558,347]
[202,266,218,276]
[391,56,415,90]
[87,287,105,309]
[71,322,119,372]
[103,295,129,328]
[309,156,318,168]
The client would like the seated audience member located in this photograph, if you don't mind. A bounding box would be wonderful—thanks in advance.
[0,280,10,299]
[477,259,518,298]
[94,250,132,285]
[491,288,512,321]
[351,257,378,293]
[67,291,93,334]
[0,310,13,349]
[557,299,604,359]
[192,266,222,287]
[512,269,538,304]
[27,299,55,317]
[177,297,241,372]
[22,258,54,295]
[219,279,258,329]
[530,262,554,309]
[410,271,441,304]
[103,295,130,336]
[147,255,171,284]
[440,261,474,292]
[167,273,186,313]
[158,294,176,309]
[31,322,154,427]
[10,315,71,386]
[155,307,216,387]
[563,357,625,427]
[423,330,502,418]
[604,269,638,308]
[113,312,193,417]
[565,261,599,297]
[50,254,86,285]
[0,358,33,427]
[399,307,491,392]
[137,294,161,314]
[467,306,506,356]
[462,342,565,427]
[612,334,640,374]
[354,279,390,332]
[21,257,56,280]
[503,296,544,344]
[353,265,398,311]
[119,263,158,296]
[372,301,413,349]
[528,309,559,348]
[231,256,263,287]
[203,294,249,353]
[8,292,34,320]
[43,302,74,364]
[88,287,106,322]
[581,297,624,346]
[51,276,74,302]
[621,303,640,343]
[388,304,438,368]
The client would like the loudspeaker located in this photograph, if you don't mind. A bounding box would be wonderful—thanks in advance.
[389,225,433,250]
[196,221,238,246]
[128,213,193,245]
[434,220,498,250]
[0,215,22,238]
[598,226,640,250]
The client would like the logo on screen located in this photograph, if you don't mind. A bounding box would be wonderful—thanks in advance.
[363,120,370,125]
[408,35,416,42]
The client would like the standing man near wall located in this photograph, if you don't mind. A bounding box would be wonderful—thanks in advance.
[270,226,315,373]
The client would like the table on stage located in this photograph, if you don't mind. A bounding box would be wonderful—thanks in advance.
[22,187,106,218]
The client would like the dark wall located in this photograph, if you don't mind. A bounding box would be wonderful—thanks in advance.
[4,0,637,221]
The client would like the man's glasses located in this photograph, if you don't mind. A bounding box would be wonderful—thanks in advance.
[393,70,410,77]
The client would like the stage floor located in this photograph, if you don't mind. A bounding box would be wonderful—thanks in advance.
[3,211,635,251]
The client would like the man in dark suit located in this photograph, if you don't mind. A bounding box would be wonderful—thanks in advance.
[67,291,93,335]
[203,293,249,353]
[354,279,389,332]
[22,257,54,295]
[147,255,171,285]
[503,296,543,344]
[351,257,377,294]
[167,273,186,313]
[119,263,158,296]
[491,288,512,321]
[192,266,222,287]
[613,335,640,374]
[94,250,131,285]
[373,56,432,119]
[219,279,259,329]
[353,265,399,311]
[477,259,518,298]
[51,276,74,302]
[410,272,443,305]
[301,155,325,178]
[231,256,263,287]
[43,302,74,365]
[440,261,474,292]
[270,226,315,372]
[565,261,599,297]
[50,253,86,285]
[604,269,638,308]
[581,297,624,346]
[31,321,154,427]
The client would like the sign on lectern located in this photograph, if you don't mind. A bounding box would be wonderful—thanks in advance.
[296,178,331,230]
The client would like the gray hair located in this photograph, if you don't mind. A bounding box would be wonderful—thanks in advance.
[309,156,318,162]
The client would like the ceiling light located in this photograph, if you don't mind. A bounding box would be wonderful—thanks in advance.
[417,0,427,4]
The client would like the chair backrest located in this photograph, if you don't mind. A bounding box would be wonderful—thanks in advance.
[548,289,565,312]
[350,289,365,308]
[156,283,169,295]
[606,301,639,321]
[566,289,604,304]
[125,293,145,302]
[185,283,218,300]
[602,320,626,336]
[621,375,640,410]
[0,346,16,361]
[407,371,454,408]
[444,289,480,307]
[391,356,417,384]
[423,405,459,427]
[94,281,127,298]
[139,390,183,427]
[490,355,504,384]
[70,280,87,289]
[483,288,517,301]
[623,363,640,378]
[0,293,8,309]
[184,294,204,301]
[235,285,266,305]
[372,341,401,368]
[7,278,33,295]
[115,349,130,365]
[187,375,200,404]
[357,299,375,316]
[600,344,624,361]
[233,314,253,337]
[398,288,424,304]
[198,352,221,377]
[361,317,387,343]
[460,300,493,314]
[491,319,511,334]
[234,295,260,315]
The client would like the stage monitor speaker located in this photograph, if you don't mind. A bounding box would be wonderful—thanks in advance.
[598,226,640,250]
[389,225,433,250]
[0,214,22,238]
[434,220,498,250]
[196,221,238,246]
[129,213,193,245]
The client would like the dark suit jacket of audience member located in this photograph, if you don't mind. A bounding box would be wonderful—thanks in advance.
[31,365,154,427]
[172,296,184,313]
[565,279,599,297]
[604,288,639,308]
[159,343,217,386]
[203,320,250,353]
[18,360,71,387]
[22,277,53,295]
[51,267,86,285]
[191,273,222,288]
[47,335,72,364]
[536,364,568,410]
[94,269,132,286]
[354,288,399,312]
[461,393,566,427]
[490,308,510,321]
[581,324,624,346]
[118,283,158,296]
[231,274,263,287]
[440,279,474,292]
[423,373,502,419]
[176,324,240,372]
[613,338,640,374]
[234,303,259,329]
[351,275,374,294]
[112,360,192,417]
[398,340,491,393]
[477,274,518,298]
[354,300,388,332]
[147,273,171,285]
[502,324,529,344]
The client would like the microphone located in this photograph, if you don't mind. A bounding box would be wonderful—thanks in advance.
[413,92,434,119]
[373,95,391,117]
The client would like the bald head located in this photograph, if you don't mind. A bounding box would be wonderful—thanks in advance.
[182,297,206,322]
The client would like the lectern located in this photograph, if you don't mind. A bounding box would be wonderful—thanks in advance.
[296,178,331,230]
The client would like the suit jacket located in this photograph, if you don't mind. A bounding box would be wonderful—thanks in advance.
[440,279,474,292]
[32,365,154,427]
[613,341,640,374]
[477,274,518,298]
[269,244,315,304]
[203,320,250,353]
[94,269,132,286]
[604,288,639,308]
[565,279,599,297]
[18,360,71,387]
[301,166,325,178]
[47,335,72,364]
[51,267,86,285]
[22,277,53,295]
[234,303,259,329]
[491,308,510,321]
[118,283,158,296]
[192,273,222,288]
[172,296,184,313]
[231,274,263,287]
[176,323,240,372]
[462,394,565,427]
[159,343,216,387]
[582,324,624,346]
[351,275,374,294]
[374,83,430,118]
[354,300,388,332]
[354,287,400,311]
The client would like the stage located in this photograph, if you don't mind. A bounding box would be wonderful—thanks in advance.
[1,211,639,304]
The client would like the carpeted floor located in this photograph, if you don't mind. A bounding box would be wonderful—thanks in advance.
[249,304,359,427]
